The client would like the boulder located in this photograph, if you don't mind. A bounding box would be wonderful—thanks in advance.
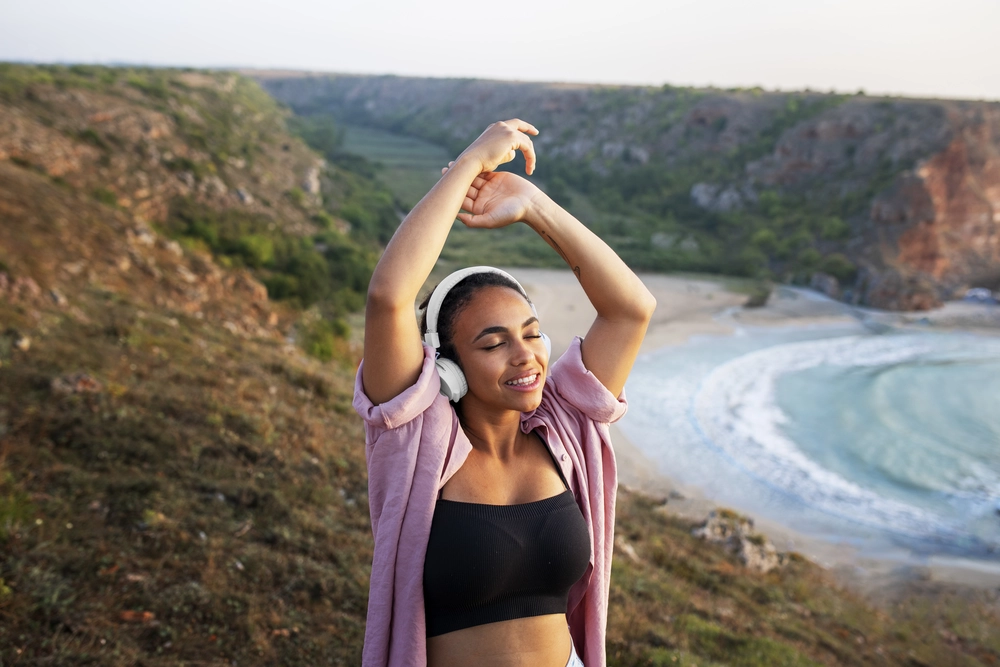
[692,509,787,573]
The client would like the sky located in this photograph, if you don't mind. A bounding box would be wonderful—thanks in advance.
[2,0,999,101]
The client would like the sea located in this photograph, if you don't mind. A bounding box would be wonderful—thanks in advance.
[619,299,1000,566]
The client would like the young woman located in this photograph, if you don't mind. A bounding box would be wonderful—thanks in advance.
[353,119,656,667]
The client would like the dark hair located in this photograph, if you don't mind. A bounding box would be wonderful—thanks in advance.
[418,272,531,367]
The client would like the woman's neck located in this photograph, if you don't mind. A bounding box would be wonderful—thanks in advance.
[457,403,526,462]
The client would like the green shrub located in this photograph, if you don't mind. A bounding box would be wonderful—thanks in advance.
[287,115,344,157]
[300,318,349,362]
[819,217,851,241]
[287,187,306,207]
[751,229,779,253]
[732,246,769,277]
[819,253,857,283]
[77,128,109,150]
[744,281,773,308]
[163,197,374,315]
[0,491,34,540]
[91,187,118,206]
[797,247,821,268]
[312,211,335,229]
[236,234,274,268]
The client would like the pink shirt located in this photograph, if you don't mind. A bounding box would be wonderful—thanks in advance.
[353,337,627,667]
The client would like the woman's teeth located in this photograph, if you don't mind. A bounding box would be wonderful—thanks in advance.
[506,374,538,386]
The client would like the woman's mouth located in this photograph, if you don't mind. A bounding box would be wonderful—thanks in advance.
[504,373,541,390]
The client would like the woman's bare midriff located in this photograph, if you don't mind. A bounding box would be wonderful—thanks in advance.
[426,613,572,667]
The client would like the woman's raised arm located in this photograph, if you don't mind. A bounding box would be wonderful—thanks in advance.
[362,120,538,405]
[526,197,655,397]
[455,173,656,398]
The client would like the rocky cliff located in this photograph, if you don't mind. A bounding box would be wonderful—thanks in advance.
[256,73,1000,310]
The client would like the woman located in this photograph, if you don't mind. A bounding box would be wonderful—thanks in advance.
[353,119,656,667]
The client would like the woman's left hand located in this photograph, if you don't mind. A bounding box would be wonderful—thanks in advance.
[441,163,543,229]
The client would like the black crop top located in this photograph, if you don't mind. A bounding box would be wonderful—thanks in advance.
[422,442,592,637]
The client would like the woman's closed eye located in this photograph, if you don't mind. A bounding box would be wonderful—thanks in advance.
[481,333,540,350]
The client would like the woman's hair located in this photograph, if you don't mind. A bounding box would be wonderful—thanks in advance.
[418,272,531,368]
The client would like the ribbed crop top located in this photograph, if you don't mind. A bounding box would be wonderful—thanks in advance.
[422,442,592,637]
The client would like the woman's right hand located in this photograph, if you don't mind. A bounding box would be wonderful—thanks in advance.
[457,119,539,175]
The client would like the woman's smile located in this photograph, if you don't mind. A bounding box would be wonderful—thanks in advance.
[504,371,542,391]
[451,286,549,411]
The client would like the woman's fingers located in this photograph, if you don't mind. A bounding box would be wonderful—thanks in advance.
[520,139,536,176]
[503,118,539,136]
[502,119,538,174]
[465,120,539,174]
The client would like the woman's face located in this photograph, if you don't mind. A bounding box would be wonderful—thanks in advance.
[449,286,548,413]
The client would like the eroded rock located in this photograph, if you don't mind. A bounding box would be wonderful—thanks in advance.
[692,509,787,573]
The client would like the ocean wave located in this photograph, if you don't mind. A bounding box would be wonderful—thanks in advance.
[689,334,993,539]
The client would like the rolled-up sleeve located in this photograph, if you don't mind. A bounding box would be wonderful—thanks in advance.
[547,337,627,424]
[353,344,442,433]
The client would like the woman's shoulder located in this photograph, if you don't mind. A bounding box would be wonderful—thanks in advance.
[542,337,628,425]
[354,343,453,432]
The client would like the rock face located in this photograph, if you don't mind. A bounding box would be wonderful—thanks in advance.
[256,73,1000,310]
[862,112,1000,308]
[692,510,787,574]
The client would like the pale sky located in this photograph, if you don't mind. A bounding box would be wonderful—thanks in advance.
[2,0,999,101]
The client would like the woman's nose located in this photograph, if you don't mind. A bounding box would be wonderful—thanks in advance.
[510,338,534,364]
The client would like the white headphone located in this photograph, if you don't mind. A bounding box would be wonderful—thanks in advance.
[421,266,551,402]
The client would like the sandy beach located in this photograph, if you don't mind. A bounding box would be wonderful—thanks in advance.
[509,267,1000,595]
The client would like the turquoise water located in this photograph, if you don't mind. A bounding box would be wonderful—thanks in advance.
[621,321,1000,559]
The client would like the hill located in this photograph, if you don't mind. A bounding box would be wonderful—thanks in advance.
[0,64,998,665]
[255,72,1000,311]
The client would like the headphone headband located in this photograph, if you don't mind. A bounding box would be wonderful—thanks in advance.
[423,266,537,348]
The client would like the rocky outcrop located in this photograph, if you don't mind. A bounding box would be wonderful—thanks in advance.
[692,510,788,574]
[860,110,1000,307]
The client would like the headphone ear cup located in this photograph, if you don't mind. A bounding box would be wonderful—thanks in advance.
[541,333,552,357]
[435,357,468,403]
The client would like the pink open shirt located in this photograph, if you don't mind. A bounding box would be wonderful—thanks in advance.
[353,337,627,667]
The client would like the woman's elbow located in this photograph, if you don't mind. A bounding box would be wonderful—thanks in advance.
[629,287,657,323]
[365,281,410,315]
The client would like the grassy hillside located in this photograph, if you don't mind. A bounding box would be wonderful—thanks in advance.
[1,64,999,665]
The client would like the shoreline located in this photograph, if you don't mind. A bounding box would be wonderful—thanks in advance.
[510,267,1000,596]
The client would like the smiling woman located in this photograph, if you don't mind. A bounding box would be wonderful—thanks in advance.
[353,119,656,667]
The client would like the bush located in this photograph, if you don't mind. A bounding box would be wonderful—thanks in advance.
[0,490,35,540]
[300,318,349,362]
[819,217,851,241]
[819,253,857,284]
[751,229,779,253]
[312,212,335,229]
[164,197,374,315]
[236,234,274,268]
[744,281,773,308]
[797,247,821,268]
[91,187,118,207]
[732,246,769,277]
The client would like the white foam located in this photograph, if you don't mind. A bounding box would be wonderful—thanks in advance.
[690,335,955,538]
